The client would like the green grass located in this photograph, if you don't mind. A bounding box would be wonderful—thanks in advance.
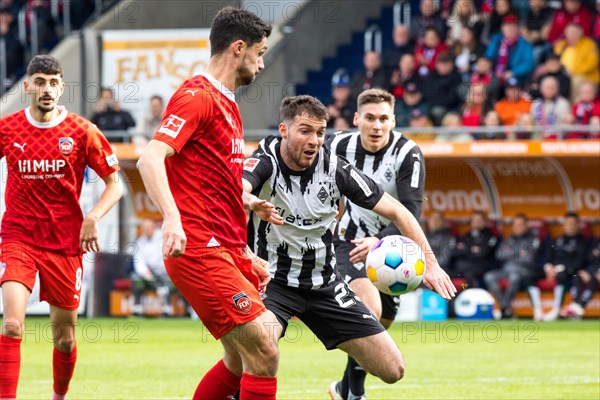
[16,318,600,399]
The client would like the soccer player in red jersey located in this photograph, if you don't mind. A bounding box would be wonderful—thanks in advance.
[137,7,280,400]
[0,55,123,399]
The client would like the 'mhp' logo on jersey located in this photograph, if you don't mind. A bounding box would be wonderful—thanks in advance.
[18,159,67,173]
[232,291,252,313]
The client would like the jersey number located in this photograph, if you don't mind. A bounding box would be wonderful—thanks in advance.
[334,282,356,309]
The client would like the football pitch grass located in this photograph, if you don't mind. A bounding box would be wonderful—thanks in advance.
[17,317,599,399]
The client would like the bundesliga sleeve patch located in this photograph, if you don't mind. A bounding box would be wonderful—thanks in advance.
[158,114,186,138]
[350,169,373,197]
[243,158,260,172]
[105,154,119,167]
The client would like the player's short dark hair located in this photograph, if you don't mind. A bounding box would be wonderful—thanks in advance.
[513,213,528,222]
[280,95,329,124]
[210,7,272,56]
[357,88,395,111]
[26,55,63,77]
[150,95,163,103]
[564,211,580,220]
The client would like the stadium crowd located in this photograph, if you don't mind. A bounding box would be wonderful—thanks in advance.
[327,0,600,140]
[425,209,600,320]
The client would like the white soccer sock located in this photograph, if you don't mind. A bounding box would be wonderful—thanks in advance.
[553,284,564,310]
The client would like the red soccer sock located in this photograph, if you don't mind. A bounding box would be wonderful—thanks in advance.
[0,335,22,399]
[193,359,241,400]
[52,343,77,396]
[239,373,277,400]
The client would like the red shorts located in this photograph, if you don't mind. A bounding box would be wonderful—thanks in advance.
[0,242,83,310]
[165,246,267,339]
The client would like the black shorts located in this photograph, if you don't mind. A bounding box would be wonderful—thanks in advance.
[263,277,385,350]
[335,239,401,321]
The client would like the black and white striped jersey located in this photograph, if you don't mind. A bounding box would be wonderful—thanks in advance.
[329,130,425,241]
[243,136,384,289]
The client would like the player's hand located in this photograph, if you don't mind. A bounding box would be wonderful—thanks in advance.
[423,261,457,300]
[80,215,100,253]
[249,198,284,225]
[349,237,381,264]
[251,256,271,291]
[162,217,186,259]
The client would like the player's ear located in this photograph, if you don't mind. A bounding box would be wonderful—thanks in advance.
[353,111,359,127]
[278,122,288,139]
[231,39,246,56]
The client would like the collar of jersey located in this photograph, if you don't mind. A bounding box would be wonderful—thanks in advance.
[25,106,68,129]
[275,141,319,177]
[198,72,236,102]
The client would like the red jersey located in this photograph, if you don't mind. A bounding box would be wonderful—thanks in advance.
[0,106,119,255]
[153,73,247,249]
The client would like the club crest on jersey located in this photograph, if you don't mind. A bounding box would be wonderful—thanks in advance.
[232,291,252,313]
[317,186,329,204]
[59,137,74,155]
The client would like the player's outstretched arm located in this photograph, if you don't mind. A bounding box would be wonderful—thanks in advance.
[80,172,123,253]
[137,140,186,259]
[371,193,457,300]
[242,179,283,225]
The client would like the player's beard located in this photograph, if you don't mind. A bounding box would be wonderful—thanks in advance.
[36,96,56,113]
[238,58,257,86]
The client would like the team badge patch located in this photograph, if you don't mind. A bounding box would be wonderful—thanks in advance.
[244,158,260,172]
[232,291,253,313]
[59,137,74,155]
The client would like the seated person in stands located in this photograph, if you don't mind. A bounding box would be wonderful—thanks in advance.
[452,210,498,289]
[570,81,600,139]
[382,24,415,71]
[422,52,462,125]
[494,77,531,127]
[560,236,600,318]
[394,80,430,128]
[90,87,136,141]
[542,212,588,321]
[530,76,573,139]
[327,73,355,129]
[425,210,456,274]
[349,51,389,102]
[131,218,174,310]
[484,213,543,319]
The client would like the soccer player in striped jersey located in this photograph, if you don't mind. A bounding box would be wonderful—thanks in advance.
[243,95,455,394]
[137,7,280,400]
[329,88,429,400]
[0,55,123,399]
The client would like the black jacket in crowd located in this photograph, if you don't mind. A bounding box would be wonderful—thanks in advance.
[546,234,588,275]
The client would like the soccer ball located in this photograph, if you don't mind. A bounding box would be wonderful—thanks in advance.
[366,235,426,296]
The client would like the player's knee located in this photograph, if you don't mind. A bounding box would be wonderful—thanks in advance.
[2,319,23,338]
[55,337,76,353]
[380,359,405,383]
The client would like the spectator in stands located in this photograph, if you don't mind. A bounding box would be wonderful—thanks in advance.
[482,0,516,44]
[476,110,508,139]
[26,0,59,53]
[571,81,600,138]
[484,213,543,319]
[389,53,420,98]
[327,73,354,129]
[469,56,500,103]
[415,27,448,77]
[407,108,436,140]
[131,218,173,309]
[452,26,485,81]
[461,83,494,128]
[437,111,473,141]
[560,236,600,318]
[554,22,600,99]
[542,212,589,321]
[485,14,535,86]
[425,210,456,272]
[589,115,600,138]
[410,0,447,44]
[495,77,532,126]
[423,52,463,125]
[593,0,600,47]
[349,51,389,102]
[139,95,165,135]
[382,24,415,71]
[530,76,573,138]
[394,80,430,127]
[0,6,24,91]
[521,0,554,63]
[332,116,351,131]
[548,0,594,43]
[530,51,571,100]
[514,112,536,139]
[446,0,485,45]
[452,210,499,289]
[90,87,136,141]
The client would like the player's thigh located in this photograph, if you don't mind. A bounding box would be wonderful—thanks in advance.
[349,277,382,319]
[49,305,77,351]
[38,251,84,311]
[0,242,38,336]
[166,247,267,340]
[337,330,405,383]
[301,279,384,351]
